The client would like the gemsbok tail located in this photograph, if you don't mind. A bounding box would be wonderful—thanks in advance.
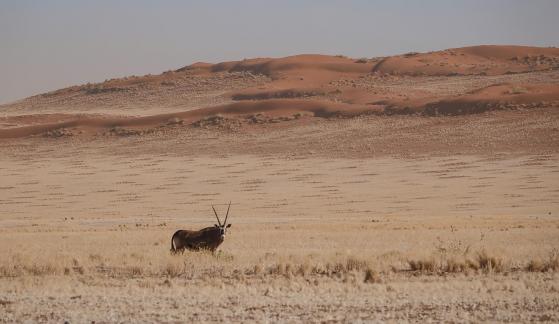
[170,234,176,253]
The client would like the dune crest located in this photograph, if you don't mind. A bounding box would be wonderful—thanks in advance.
[373,45,559,76]
[1,45,558,139]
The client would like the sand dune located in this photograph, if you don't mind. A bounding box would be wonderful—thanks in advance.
[0,99,379,139]
[189,54,373,77]
[0,44,558,139]
[383,83,559,115]
[372,45,559,76]
[1,83,558,138]
[186,46,559,77]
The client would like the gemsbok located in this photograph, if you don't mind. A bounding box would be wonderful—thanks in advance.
[170,202,232,254]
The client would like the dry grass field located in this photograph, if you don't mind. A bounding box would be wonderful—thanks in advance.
[1,45,559,322]
[1,125,558,322]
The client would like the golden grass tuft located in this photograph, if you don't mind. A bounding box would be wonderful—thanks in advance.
[163,263,183,277]
[476,250,504,273]
[408,258,438,272]
[407,249,506,274]
[525,250,559,272]
[363,268,381,283]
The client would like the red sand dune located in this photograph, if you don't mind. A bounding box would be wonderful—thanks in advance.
[189,54,373,77]
[183,45,559,78]
[0,99,379,139]
[372,45,559,76]
[1,45,558,139]
[422,83,559,115]
[381,83,559,115]
[2,82,558,139]
[14,45,558,102]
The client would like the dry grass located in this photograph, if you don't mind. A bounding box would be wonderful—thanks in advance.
[1,230,558,322]
[1,237,556,282]
[406,234,557,275]
[407,250,506,274]
[0,138,557,321]
[525,249,559,272]
[0,247,380,282]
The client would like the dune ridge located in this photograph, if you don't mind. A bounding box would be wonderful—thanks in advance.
[0,99,377,139]
[1,45,558,138]
[2,82,558,139]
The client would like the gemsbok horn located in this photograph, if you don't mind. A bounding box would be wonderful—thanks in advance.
[170,202,232,253]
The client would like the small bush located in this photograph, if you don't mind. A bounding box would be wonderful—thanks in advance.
[364,268,381,283]
[408,250,506,274]
[506,86,528,95]
[129,266,143,276]
[408,258,438,272]
[345,257,368,271]
[526,250,559,272]
[476,250,504,273]
[163,263,182,277]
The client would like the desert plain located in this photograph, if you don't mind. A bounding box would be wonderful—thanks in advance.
[1,45,559,322]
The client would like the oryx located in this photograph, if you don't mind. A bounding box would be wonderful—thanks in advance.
[170,202,232,253]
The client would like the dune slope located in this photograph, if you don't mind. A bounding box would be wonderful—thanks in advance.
[1,45,558,139]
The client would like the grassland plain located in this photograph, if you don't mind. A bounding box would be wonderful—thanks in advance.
[1,137,558,322]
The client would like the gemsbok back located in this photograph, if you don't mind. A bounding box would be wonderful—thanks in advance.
[170,202,232,254]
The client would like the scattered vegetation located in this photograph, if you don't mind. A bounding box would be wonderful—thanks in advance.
[407,232,518,274]
[407,250,505,274]
[403,52,420,58]
[506,86,528,95]
[82,84,127,95]
[525,249,559,272]
[2,245,557,281]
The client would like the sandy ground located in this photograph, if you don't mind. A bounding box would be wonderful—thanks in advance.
[1,130,558,322]
[2,273,558,322]
[1,45,559,322]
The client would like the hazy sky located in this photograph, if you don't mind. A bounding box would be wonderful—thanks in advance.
[1,0,558,104]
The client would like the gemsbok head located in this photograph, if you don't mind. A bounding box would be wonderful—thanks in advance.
[170,202,232,254]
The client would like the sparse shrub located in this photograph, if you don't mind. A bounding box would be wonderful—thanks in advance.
[295,263,309,277]
[345,257,368,272]
[408,258,438,272]
[526,249,559,272]
[73,266,85,275]
[445,258,468,273]
[24,264,59,276]
[476,250,504,273]
[364,268,381,283]
[267,263,287,276]
[129,266,143,276]
[89,254,103,262]
[403,52,419,57]
[408,249,506,274]
[435,236,470,256]
[215,251,234,262]
[251,264,262,275]
[506,86,528,95]
[548,252,559,271]
[163,263,182,277]
[526,259,546,272]
[327,262,345,275]
[0,265,22,277]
